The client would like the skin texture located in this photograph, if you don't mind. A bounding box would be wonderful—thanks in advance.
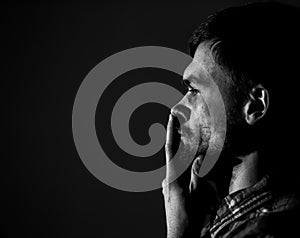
[163,41,233,238]
[171,41,232,170]
[163,42,269,238]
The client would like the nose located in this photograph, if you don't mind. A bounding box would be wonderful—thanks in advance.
[171,103,191,125]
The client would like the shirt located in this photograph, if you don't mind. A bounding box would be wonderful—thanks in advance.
[200,175,299,238]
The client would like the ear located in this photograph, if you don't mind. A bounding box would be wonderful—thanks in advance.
[244,85,269,125]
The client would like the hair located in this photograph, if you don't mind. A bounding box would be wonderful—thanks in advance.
[189,1,300,99]
[188,1,300,183]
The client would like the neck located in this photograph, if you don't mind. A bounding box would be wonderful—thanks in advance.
[228,151,261,194]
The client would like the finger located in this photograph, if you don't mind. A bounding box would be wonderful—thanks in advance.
[165,114,198,190]
[165,114,179,160]
[165,114,177,179]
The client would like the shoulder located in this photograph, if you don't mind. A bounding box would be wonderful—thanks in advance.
[228,191,300,237]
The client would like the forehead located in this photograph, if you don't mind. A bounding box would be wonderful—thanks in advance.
[184,42,217,79]
[184,42,230,89]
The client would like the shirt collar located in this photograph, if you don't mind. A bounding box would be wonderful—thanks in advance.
[209,175,273,237]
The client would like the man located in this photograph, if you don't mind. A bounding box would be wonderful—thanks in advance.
[162,2,300,238]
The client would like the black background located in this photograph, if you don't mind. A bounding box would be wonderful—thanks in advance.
[4,1,300,238]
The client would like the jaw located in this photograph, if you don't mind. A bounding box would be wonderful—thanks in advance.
[180,123,210,159]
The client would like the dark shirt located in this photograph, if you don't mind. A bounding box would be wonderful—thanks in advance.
[201,175,299,238]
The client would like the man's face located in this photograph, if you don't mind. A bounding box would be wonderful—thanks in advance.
[170,42,235,173]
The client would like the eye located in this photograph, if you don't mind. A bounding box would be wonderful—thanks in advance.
[182,80,200,95]
[188,87,199,95]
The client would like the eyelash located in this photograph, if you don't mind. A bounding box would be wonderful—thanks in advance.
[182,80,200,95]
[188,87,199,95]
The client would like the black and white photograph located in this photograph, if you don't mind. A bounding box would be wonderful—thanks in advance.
[4,1,300,237]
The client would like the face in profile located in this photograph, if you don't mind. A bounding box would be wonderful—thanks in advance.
[169,42,234,174]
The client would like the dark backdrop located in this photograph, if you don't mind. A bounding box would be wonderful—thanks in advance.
[4,1,300,238]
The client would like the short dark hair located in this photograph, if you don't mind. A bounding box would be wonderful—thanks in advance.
[189,2,300,181]
[189,1,300,103]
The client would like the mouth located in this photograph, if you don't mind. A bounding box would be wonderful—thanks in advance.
[167,114,212,160]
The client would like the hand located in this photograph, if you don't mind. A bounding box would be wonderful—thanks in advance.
[162,115,219,238]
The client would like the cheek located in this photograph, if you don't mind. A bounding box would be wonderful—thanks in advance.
[181,96,210,146]
[183,93,224,152]
[190,95,211,128]
[203,92,226,151]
